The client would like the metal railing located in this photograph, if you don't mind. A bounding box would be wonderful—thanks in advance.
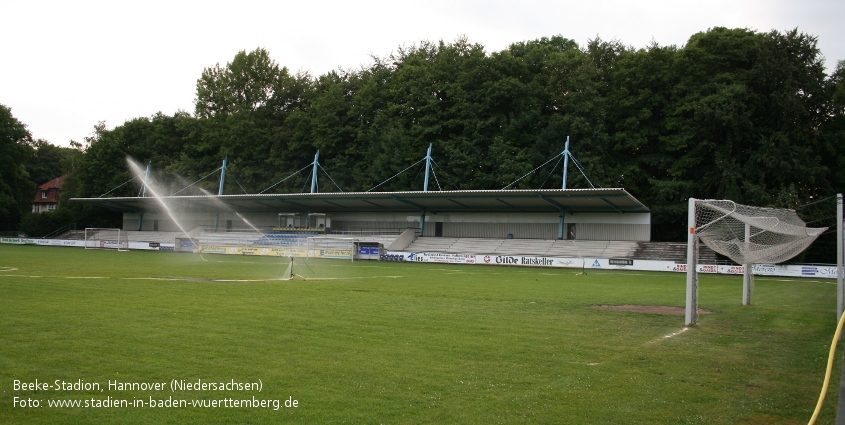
[41,223,77,239]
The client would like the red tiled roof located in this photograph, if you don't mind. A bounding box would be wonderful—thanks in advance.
[37,176,64,191]
[34,176,65,203]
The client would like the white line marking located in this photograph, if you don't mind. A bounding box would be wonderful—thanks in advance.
[662,327,690,339]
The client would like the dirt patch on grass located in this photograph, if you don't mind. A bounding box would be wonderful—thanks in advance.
[586,305,712,316]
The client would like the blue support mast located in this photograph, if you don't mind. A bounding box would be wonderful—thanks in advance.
[138,161,151,231]
[562,136,570,190]
[141,162,151,197]
[423,144,433,192]
[214,157,228,231]
[420,144,433,236]
[218,157,228,196]
[311,151,320,194]
[561,136,571,238]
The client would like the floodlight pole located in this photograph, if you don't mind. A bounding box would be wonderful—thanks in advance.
[311,151,320,194]
[685,197,699,326]
[742,222,754,306]
[561,136,570,190]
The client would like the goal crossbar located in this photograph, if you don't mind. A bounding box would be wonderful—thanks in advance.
[306,236,356,262]
[84,228,129,251]
[685,198,827,325]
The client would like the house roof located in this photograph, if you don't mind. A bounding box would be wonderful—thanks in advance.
[37,176,64,191]
[34,176,65,203]
[71,188,650,215]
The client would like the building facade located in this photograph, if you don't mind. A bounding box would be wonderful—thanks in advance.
[32,176,64,213]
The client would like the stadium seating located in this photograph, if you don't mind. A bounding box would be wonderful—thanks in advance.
[69,228,719,263]
[404,237,719,263]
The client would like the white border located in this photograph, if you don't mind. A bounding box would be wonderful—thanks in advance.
[0,237,835,278]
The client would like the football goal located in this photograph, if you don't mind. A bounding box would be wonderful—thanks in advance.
[306,236,356,262]
[685,198,827,325]
[85,228,129,251]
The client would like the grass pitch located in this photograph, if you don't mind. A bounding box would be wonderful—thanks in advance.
[0,244,840,424]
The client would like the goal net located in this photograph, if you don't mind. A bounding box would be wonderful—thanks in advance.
[306,236,355,261]
[685,199,827,325]
[692,199,827,265]
[85,228,129,251]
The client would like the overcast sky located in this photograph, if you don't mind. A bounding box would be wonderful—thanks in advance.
[2,0,843,147]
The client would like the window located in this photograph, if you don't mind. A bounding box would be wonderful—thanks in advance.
[41,191,47,199]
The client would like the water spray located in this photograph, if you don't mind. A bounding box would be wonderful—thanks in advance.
[235,212,262,233]
[126,157,208,261]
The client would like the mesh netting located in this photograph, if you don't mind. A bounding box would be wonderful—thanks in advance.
[694,199,827,264]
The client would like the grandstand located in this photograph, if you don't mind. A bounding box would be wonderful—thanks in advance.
[66,187,735,263]
[60,139,749,265]
[58,227,718,264]
[403,237,717,263]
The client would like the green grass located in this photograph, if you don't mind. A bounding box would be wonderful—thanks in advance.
[0,244,840,424]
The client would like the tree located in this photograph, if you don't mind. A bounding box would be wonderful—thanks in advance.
[0,104,35,231]
[57,31,843,248]
[26,139,75,186]
[194,48,306,118]
[191,48,313,193]
[823,60,845,194]
[650,28,833,239]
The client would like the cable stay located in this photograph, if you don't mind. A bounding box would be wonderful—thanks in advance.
[231,176,250,194]
[171,166,224,196]
[430,159,444,191]
[316,163,344,193]
[568,153,598,189]
[98,175,139,198]
[258,164,312,194]
[538,154,565,190]
[502,153,562,190]
[367,144,438,192]
[260,150,346,194]
[303,163,345,193]
[366,157,426,192]
[136,161,152,197]
[501,136,598,190]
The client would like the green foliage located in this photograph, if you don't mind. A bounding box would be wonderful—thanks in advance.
[0,104,35,230]
[825,61,845,194]
[7,28,843,242]
[195,48,305,118]
[25,139,75,186]
[18,208,73,237]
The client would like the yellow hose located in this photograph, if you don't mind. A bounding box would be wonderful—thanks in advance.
[809,312,845,424]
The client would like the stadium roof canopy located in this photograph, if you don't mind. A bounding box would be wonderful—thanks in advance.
[72,188,649,215]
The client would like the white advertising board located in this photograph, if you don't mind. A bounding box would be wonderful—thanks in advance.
[385,250,835,279]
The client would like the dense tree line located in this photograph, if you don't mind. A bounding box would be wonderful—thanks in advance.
[3,27,844,254]
[0,104,83,233]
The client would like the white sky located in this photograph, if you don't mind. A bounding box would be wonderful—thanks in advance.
[2,0,843,147]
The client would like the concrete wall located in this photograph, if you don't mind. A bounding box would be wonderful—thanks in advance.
[125,210,651,242]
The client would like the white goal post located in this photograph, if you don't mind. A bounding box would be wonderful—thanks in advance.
[84,228,129,251]
[305,236,356,262]
[685,198,827,326]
